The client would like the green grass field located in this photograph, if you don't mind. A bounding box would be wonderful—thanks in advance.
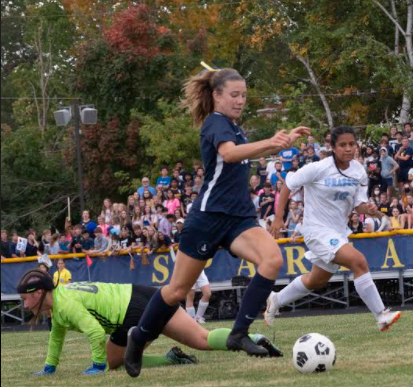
[2,311,412,387]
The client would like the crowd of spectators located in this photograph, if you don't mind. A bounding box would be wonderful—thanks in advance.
[1,123,413,262]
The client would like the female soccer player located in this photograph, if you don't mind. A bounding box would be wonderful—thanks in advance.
[124,67,309,377]
[18,269,281,376]
[266,126,401,331]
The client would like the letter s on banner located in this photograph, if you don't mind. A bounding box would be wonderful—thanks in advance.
[152,255,170,284]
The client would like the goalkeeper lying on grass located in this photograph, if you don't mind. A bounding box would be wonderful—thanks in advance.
[17,269,282,376]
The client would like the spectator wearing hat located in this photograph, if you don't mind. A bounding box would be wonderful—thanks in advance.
[173,218,185,244]
[270,159,287,186]
[379,147,399,198]
[137,177,156,198]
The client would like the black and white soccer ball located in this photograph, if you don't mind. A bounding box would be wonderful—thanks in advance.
[292,333,336,374]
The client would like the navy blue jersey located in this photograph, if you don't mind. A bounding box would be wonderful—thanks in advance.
[191,112,255,217]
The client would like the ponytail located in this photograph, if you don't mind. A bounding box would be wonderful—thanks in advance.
[181,68,244,127]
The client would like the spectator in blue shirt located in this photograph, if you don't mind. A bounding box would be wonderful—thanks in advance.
[137,177,156,198]
[156,167,172,188]
[279,147,299,171]
[270,160,287,186]
[58,234,70,254]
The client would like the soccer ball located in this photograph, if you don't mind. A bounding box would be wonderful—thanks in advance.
[292,333,336,374]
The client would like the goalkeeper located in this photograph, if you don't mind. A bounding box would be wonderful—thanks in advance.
[17,269,282,376]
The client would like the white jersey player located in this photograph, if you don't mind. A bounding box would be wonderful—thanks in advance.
[267,126,401,332]
[186,271,211,324]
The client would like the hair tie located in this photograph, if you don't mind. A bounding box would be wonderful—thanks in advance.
[200,61,219,72]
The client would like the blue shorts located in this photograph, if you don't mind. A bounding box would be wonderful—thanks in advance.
[179,210,260,260]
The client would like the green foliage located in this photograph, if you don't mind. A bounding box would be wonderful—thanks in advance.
[135,101,201,171]
[364,124,393,144]
[1,125,76,233]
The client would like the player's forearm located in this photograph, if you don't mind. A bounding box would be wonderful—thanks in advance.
[219,140,277,163]
[275,185,291,221]
[45,326,67,366]
[89,333,107,364]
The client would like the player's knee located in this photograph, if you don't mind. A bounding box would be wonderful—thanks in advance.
[261,252,283,273]
[170,287,191,302]
[202,289,212,301]
[350,253,369,274]
[307,277,328,290]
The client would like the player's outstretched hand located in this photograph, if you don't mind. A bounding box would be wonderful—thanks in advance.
[83,362,107,376]
[33,364,56,376]
[270,218,284,238]
[269,130,291,151]
[288,126,311,143]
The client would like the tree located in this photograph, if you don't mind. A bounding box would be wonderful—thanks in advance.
[372,0,413,123]
[136,100,201,170]
[1,124,77,232]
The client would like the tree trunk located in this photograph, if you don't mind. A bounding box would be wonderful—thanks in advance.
[295,54,334,130]
[373,0,412,123]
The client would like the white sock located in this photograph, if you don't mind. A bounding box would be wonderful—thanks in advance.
[195,301,209,319]
[277,276,312,306]
[186,307,196,318]
[354,272,385,319]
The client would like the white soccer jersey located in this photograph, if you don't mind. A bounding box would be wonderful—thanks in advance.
[286,157,368,236]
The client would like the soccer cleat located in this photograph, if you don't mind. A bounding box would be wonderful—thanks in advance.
[253,334,284,358]
[165,347,199,365]
[226,331,269,357]
[377,309,401,332]
[124,327,144,378]
[196,316,206,324]
[264,292,280,327]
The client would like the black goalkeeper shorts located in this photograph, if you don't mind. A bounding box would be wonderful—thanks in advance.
[109,285,180,347]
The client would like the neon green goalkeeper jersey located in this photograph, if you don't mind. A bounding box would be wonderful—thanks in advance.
[46,282,132,366]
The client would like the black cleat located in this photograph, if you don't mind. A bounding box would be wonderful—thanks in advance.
[166,347,199,365]
[226,331,269,357]
[254,334,283,358]
[124,327,144,378]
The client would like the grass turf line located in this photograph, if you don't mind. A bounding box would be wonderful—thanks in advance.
[1,311,412,387]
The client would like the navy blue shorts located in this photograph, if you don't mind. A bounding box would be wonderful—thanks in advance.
[179,210,260,260]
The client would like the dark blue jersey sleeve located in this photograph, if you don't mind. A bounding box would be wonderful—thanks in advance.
[204,114,237,151]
